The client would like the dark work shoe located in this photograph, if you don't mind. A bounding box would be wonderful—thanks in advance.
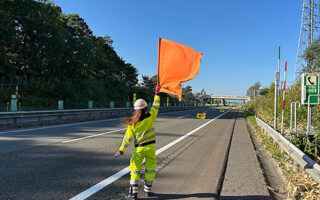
[146,192,156,197]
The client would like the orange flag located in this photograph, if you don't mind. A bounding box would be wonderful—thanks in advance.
[157,38,203,101]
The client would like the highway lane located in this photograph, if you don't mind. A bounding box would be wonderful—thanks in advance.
[0,107,226,199]
[90,109,236,200]
[0,108,208,154]
[89,111,270,200]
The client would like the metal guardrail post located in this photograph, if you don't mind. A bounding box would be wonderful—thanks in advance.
[290,102,300,132]
[294,102,300,133]
[290,102,293,131]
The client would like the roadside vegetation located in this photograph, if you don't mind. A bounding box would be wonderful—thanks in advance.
[0,0,201,110]
[245,81,320,161]
[243,37,320,199]
[246,114,320,199]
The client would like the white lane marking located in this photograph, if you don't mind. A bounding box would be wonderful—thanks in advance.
[62,128,127,144]
[0,109,204,135]
[177,114,191,118]
[69,110,231,200]
[63,110,206,144]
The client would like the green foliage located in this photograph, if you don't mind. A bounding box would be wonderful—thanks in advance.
[249,78,320,160]
[259,88,269,96]
[246,115,286,162]
[249,81,262,90]
[243,104,255,117]
[268,82,275,94]
[0,0,139,109]
[304,37,320,72]
[0,0,201,109]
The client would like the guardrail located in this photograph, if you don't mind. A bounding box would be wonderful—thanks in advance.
[0,106,205,129]
[255,116,320,184]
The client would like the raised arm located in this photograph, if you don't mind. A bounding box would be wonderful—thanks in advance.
[150,85,161,120]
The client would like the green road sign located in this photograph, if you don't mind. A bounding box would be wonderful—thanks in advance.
[58,100,64,110]
[11,99,17,112]
[110,101,114,108]
[205,95,211,99]
[301,73,319,105]
[88,100,93,109]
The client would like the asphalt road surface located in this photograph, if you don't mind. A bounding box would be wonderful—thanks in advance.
[0,107,270,200]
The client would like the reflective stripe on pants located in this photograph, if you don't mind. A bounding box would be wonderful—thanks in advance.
[130,143,157,182]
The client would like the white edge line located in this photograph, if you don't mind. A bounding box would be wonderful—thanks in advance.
[69,110,231,200]
[0,108,206,135]
[177,114,191,118]
[62,128,127,144]
[69,166,130,200]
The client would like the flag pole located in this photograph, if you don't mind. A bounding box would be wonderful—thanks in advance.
[157,38,161,85]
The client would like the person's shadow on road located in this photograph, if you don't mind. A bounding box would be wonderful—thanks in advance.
[138,193,273,200]
[138,192,217,199]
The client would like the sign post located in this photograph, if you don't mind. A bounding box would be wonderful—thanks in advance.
[302,73,319,135]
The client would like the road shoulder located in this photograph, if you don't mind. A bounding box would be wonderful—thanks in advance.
[220,113,272,200]
[245,117,286,200]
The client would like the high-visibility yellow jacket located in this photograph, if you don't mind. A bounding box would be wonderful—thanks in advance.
[119,95,160,152]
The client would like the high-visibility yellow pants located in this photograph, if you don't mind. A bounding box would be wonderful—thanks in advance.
[130,143,157,185]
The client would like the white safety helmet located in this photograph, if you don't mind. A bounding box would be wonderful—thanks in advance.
[134,99,147,110]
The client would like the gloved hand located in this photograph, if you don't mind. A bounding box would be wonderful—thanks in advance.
[114,151,123,158]
[155,85,161,94]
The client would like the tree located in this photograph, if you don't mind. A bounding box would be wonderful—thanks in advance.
[259,88,269,96]
[182,86,195,103]
[304,37,320,73]
[0,0,140,108]
[268,82,275,94]
[249,81,262,90]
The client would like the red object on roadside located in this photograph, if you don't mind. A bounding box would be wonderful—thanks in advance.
[282,61,287,111]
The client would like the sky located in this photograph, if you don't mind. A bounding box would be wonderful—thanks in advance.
[54,0,302,96]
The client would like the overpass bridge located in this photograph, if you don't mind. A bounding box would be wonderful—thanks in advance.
[210,95,251,105]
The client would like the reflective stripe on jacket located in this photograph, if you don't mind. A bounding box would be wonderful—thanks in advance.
[119,95,160,152]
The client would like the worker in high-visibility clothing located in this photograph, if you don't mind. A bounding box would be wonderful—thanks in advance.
[114,85,161,199]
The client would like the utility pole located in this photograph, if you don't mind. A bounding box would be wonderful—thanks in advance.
[295,0,320,79]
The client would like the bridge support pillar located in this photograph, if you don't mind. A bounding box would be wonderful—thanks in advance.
[221,99,226,106]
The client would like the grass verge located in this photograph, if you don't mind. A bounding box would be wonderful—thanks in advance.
[246,115,320,200]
